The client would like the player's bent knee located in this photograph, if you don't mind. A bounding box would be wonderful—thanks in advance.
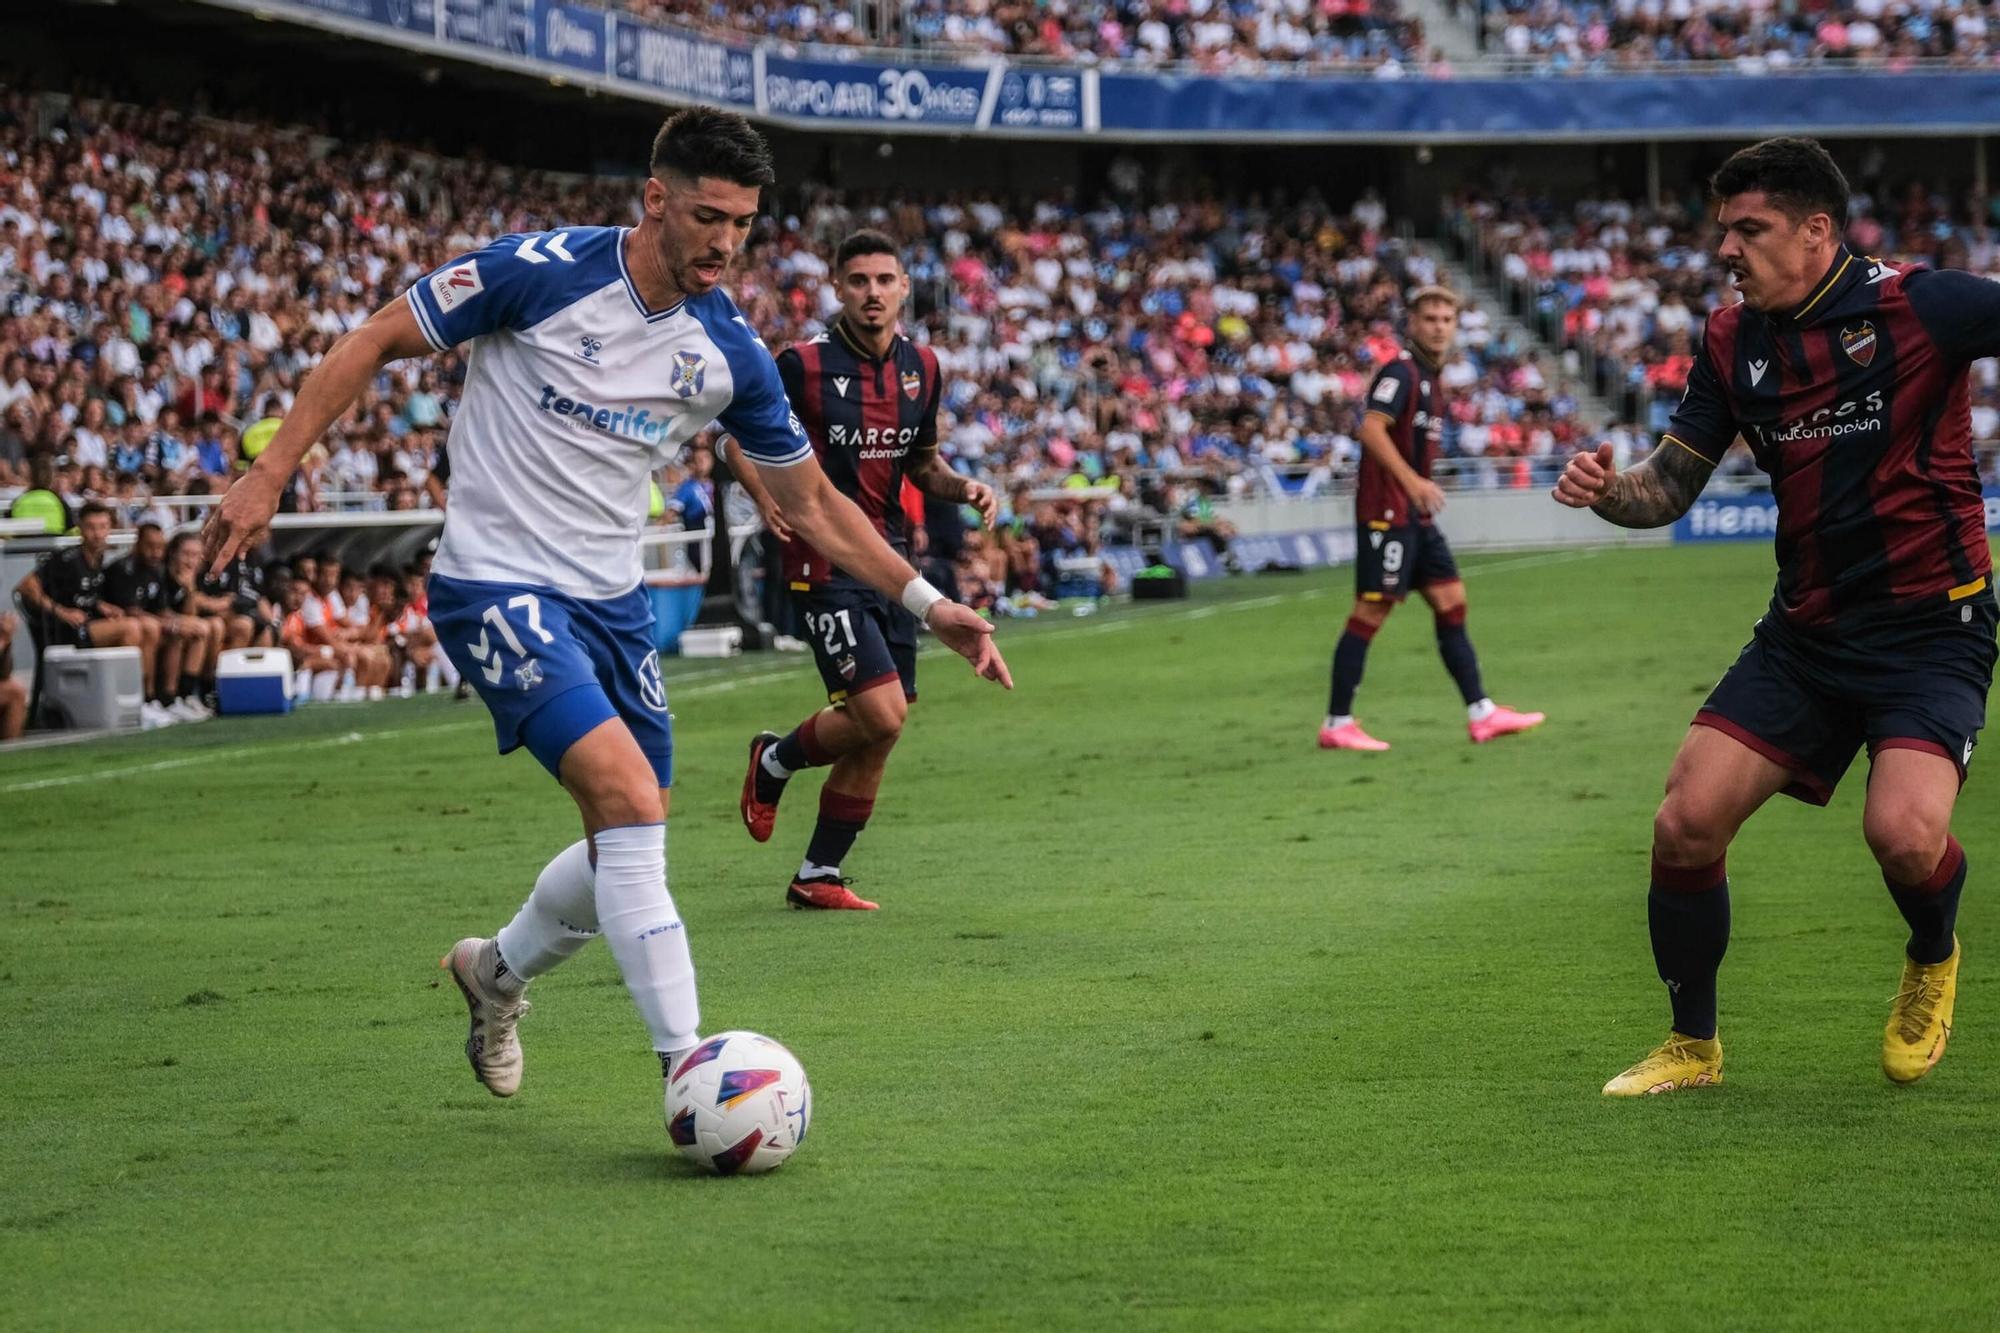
[1653,797,1731,866]
[1864,806,1950,883]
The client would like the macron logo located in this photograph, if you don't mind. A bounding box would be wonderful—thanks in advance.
[1748,359,1769,387]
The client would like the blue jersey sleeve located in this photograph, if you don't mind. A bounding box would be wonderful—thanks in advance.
[405,232,576,351]
[1662,322,1735,466]
[708,309,812,467]
[1905,266,2000,363]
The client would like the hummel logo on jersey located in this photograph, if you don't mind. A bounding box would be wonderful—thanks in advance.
[833,377,850,398]
[515,232,574,264]
[1748,359,1769,387]
[577,335,602,365]
[430,261,483,312]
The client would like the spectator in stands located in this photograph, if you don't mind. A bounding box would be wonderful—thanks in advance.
[15,503,172,725]
[0,611,27,741]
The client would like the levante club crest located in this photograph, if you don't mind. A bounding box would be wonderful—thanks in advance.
[901,370,923,400]
[1840,321,1877,367]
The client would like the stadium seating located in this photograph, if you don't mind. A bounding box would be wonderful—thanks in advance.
[623,0,1438,70]
[0,81,1598,535]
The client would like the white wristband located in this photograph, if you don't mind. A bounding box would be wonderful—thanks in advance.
[900,576,947,625]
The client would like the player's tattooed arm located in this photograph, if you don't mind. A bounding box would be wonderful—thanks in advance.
[1558,437,1717,528]
[909,452,998,528]
[1592,440,1715,528]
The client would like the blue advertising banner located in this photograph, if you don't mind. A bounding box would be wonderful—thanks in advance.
[758,54,993,128]
[443,0,531,58]
[1103,528,1356,580]
[1097,70,2000,140]
[1674,488,2000,543]
[611,15,755,106]
[989,67,1086,132]
[286,0,435,30]
[533,0,608,74]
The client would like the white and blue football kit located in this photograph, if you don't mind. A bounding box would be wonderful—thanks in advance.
[412,225,810,784]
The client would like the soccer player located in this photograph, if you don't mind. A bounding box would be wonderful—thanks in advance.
[15,503,172,727]
[200,111,1010,1114]
[1555,138,1998,1093]
[727,229,998,911]
[1320,286,1543,751]
[101,521,215,722]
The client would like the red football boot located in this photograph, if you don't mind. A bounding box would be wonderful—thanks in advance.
[740,731,785,843]
[786,875,879,911]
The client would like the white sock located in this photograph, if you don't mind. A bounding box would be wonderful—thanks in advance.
[340,667,356,690]
[798,859,840,881]
[424,658,443,691]
[494,839,598,990]
[439,655,460,687]
[311,671,338,702]
[1468,698,1497,723]
[1326,714,1353,730]
[593,824,699,1054]
[761,747,793,781]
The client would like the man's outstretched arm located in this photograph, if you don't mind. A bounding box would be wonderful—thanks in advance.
[1554,437,1718,529]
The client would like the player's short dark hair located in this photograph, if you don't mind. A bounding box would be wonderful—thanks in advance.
[836,229,901,270]
[1710,137,1850,228]
[650,108,776,189]
[78,501,114,523]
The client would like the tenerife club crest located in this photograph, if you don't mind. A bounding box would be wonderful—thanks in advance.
[671,350,707,399]
[1840,322,1877,367]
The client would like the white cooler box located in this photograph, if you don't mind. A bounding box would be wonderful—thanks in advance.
[41,645,144,731]
[678,625,743,658]
[216,648,296,715]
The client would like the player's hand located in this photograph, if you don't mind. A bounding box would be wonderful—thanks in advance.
[964,481,999,530]
[1410,478,1447,516]
[0,610,15,641]
[755,496,793,545]
[926,600,1013,690]
[1553,443,1617,509]
[56,607,88,628]
[202,471,283,577]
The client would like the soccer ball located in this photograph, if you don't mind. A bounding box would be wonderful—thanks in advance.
[664,1030,811,1175]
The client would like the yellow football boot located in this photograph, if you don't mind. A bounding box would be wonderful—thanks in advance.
[1883,937,1959,1085]
[1602,1033,1723,1096]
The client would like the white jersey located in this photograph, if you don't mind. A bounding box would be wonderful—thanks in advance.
[408,225,810,600]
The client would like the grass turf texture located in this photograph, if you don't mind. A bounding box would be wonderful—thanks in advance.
[3,542,1996,1330]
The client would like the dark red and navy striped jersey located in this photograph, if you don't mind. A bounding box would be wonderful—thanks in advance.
[774,319,942,589]
[1667,248,1999,634]
[1357,345,1448,528]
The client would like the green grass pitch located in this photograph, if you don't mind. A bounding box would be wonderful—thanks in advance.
[4,542,1996,1330]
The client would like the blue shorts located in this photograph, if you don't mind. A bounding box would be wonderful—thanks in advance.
[429,574,673,787]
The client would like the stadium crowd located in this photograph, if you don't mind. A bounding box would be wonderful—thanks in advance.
[0,82,1606,550]
[1476,0,2000,71]
[625,0,1442,72]
[1454,170,2000,479]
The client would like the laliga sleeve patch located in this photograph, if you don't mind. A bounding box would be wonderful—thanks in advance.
[430,261,484,313]
[1373,375,1401,404]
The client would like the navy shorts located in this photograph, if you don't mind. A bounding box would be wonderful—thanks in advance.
[429,574,673,787]
[1356,521,1459,603]
[796,585,917,705]
[1696,594,1998,805]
